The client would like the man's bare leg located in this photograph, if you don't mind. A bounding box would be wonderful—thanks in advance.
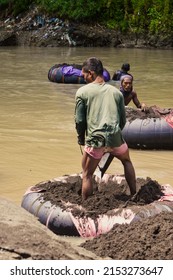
[81,151,100,200]
[116,149,136,195]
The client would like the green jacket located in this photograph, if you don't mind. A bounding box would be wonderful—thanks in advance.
[75,82,126,148]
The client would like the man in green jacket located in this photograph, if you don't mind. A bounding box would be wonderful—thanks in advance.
[75,57,136,200]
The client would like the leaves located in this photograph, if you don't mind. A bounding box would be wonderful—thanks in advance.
[0,0,173,34]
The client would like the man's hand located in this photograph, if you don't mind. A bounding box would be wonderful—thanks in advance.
[78,135,85,146]
[141,103,147,112]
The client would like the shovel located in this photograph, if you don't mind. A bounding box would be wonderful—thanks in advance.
[94,153,114,179]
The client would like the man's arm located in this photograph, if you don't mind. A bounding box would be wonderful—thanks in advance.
[132,90,146,110]
[75,95,87,145]
[119,93,126,130]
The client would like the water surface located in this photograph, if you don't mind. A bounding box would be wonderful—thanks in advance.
[0,47,173,204]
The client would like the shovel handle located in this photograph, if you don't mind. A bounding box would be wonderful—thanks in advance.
[98,154,114,178]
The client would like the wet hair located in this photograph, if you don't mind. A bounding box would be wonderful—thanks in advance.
[82,57,103,75]
[121,63,130,72]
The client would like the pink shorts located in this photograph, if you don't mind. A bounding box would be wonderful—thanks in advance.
[84,143,128,159]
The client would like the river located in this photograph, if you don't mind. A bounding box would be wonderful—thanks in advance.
[0,46,173,205]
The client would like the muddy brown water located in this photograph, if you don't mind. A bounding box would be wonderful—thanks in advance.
[0,46,173,206]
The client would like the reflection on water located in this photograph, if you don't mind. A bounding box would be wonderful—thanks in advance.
[0,47,173,204]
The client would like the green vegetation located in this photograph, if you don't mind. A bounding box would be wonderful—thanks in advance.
[0,0,173,34]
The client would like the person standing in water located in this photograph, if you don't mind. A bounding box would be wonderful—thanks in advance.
[112,63,133,81]
[120,75,146,110]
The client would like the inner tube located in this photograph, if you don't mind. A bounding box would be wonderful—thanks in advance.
[21,191,80,236]
[48,64,111,84]
[21,174,173,238]
[48,65,85,84]
[122,117,173,149]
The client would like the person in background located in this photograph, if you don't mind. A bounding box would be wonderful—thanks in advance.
[75,57,136,200]
[120,75,146,110]
[112,63,133,81]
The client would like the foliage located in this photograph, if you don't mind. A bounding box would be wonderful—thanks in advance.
[0,0,173,35]
[0,0,35,16]
[0,0,11,9]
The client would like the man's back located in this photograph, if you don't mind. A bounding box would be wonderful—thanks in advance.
[75,82,126,147]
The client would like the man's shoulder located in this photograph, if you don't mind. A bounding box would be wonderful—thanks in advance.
[105,83,123,96]
[131,89,137,96]
[106,83,121,92]
[75,84,90,97]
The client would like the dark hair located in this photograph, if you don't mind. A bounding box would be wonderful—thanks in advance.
[82,57,103,75]
[121,63,130,71]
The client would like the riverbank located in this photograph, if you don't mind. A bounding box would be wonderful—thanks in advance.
[0,6,172,49]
